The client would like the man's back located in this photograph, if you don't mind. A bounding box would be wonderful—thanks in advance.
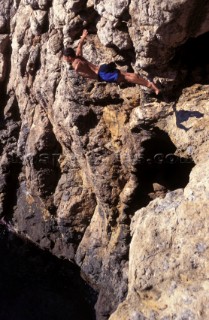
[72,56,99,79]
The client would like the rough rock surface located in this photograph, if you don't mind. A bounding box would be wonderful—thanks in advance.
[1,0,209,319]
[110,161,209,320]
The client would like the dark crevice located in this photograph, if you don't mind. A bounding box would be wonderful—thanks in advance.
[68,0,88,14]
[40,12,50,34]
[168,32,209,100]
[1,72,22,222]
[33,124,62,202]
[74,109,99,135]
[144,0,209,101]
[3,162,22,222]
[26,44,42,82]
[109,45,136,71]
[0,39,12,124]
[60,2,97,39]
[120,0,132,22]
[2,97,22,222]
[20,52,30,77]
[79,6,100,34]
[185,0,209,36]
[0,87,8,127]
[160,31,209,101]
[170,31,209,87]
[28,0,53,10]
[0,224,97,320]
[117,49,136,72]
[6,95,21,122]
[144,32,209,106]
[127,127,195,214]
[33,51,41,72]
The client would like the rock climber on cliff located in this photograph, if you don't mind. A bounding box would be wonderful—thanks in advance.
[62,29,160,95]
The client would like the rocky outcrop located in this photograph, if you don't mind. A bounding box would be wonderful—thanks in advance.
[1,0,209,319]
[110,85,209,320]
[110,165,209,320]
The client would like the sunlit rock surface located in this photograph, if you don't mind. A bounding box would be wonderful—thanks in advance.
[110,159,209,320]
[1,0,209,319]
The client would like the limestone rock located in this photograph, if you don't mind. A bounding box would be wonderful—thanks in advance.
[110,158,209,320]
[1,0,209,319]
[129,0,209,69]
[94,0,130,19]
[97,18,132,50]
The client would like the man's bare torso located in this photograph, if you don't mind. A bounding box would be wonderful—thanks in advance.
[72,56,99,79]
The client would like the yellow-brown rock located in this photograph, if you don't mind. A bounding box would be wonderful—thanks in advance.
[1,1,209,319]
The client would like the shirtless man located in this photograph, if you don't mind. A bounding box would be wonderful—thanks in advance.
[62,30,160,95]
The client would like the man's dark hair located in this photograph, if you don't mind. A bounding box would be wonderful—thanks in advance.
[62,47,76,57]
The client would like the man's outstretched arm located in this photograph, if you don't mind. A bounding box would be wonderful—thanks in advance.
[76,29,88,56]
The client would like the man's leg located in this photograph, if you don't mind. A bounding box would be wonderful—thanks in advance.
[117,71,160,95]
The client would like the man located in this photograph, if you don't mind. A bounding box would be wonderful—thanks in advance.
[62,30,160,95]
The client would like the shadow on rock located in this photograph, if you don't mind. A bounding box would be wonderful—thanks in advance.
[173,103,204,131]
[0,224,97,320]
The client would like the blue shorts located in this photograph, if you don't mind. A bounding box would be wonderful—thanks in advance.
[98,64,120,83]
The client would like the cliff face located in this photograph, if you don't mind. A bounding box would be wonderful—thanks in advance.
[0,1,209,319]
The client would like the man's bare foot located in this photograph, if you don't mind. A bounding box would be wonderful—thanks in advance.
[148,81,160,95]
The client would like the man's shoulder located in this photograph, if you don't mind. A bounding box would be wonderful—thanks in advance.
[75,56,87,62]
[72,58,82,66]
